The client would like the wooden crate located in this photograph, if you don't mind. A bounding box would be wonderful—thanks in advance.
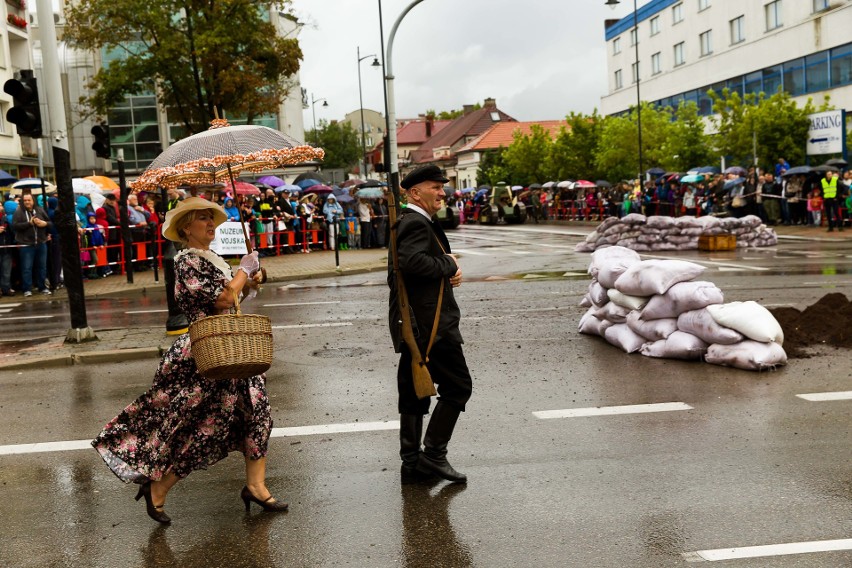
[698,234,736,251]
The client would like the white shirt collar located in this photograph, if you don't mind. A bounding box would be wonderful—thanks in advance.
[406,203,432,221]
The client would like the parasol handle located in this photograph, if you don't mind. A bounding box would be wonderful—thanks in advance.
[227,163,253,254]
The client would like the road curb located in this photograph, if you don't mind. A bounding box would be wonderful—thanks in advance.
[0,346,166,371]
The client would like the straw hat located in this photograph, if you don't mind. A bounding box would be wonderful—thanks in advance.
[161,196,227,242]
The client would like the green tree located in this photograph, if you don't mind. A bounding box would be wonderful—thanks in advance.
[424,103,482,120]
[595,102,674,180]
[307,120,360,170]
[477,147,512,186]
[549,111,603,181]
[64,1,303,134]
[666,102,714,171]
[503,124,553,184]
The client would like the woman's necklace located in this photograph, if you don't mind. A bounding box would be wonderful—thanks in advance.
[176,247,233,281]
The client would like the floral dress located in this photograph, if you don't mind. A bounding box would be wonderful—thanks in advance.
[92,249,272,483]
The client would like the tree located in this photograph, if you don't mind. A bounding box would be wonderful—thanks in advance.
[64,1,303,134]
[307,120,360,170]
[477,147,512,186]
[549,111,603,181]
[424,103,482,120]
[503,124,553,184]
[666,102,714,171]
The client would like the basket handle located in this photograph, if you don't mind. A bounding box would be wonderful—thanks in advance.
[232,286,242,316]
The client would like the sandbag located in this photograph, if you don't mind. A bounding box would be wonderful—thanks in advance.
[607,288,650,311]
[641,281,724,320]
[646,215,676,229]
[589,280,609,306]
[676,308,744,345]
[603,324,647,353]
[614,259,706,296]
[706,301,784,344]
[704,340,787,370]
[590,246,642,288]
[598,216,622,233]
[579,294,592,308]
[594,301,631,323]
[578,309,613,337]
[640,331,708,360]
[693,216,721,230]
[621,213,647,224]
[626,311,677,341]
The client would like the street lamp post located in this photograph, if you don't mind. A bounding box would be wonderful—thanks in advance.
[607,0,643,181]
[310,93,328,146]
[357,47,381,180]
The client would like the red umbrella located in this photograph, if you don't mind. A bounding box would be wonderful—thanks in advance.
[573,180,596,188]
[225,181,261,195]
[302,184,333,196]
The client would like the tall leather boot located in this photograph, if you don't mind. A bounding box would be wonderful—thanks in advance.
[416,402,467,483]
[400,414,431,484]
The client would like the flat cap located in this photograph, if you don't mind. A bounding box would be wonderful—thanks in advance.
[400,164,449,190]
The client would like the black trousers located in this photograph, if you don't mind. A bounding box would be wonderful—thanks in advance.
[397,339,472,415]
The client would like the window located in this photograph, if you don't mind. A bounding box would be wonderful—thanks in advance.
[0,36,5,69]
[615,69,623,90]
[613,37,621,54]
[782,57,805,96]
[730,16,745,44]
[672,3,683,23]
[744,71,762,95]
[763,64,783,94]
[726,76,744,98]
[650,16,660,36]
[813,0,829,12]
[630,28,638,46]
[830,43,852,87]
[631,62,639,83]
[805,50,829,92]
[651,52,662,75]
[699,0,711,11]
[700,30,713,56]
[765,0,782,31]
[673,42,685,66]
[697,90,713,115]
[0,102,7,134]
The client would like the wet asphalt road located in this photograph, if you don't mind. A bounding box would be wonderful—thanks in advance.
[0,225,850,567]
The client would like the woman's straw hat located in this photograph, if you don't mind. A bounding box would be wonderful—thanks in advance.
[161,196,227,242]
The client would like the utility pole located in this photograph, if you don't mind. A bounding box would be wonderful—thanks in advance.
[36,0,95,342]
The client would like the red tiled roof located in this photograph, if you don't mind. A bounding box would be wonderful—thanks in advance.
[396,120,452,145]
[409,107,516,164]
[456,120,568,153]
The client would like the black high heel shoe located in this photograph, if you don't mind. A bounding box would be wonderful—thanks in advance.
[135,481,172,524]
[240,486,288,512]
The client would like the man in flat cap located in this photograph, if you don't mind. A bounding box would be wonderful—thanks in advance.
[389,164,472,484]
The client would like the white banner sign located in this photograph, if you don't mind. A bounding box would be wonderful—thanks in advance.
[210,222,250,255]
[806,110,845,155]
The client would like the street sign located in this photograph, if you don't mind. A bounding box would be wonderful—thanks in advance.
[806,109,846,155]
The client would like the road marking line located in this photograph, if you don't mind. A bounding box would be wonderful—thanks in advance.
[533,402,692,419]
[1,303,21,307]
[452,248,488,256]
[0,315,53,321]
[271,420,398,437]
[264,301,341,307]
[0,308,12,313]
[125,309,169,314]
[0,420,401,456]
[796,391,852,402]
[272,322,353,329]
[641,254,769,272]
[683,538,852,562]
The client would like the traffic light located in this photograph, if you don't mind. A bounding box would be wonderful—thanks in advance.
[91,123,110,159]
[3,69,42,138]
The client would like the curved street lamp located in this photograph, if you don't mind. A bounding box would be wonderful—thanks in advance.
[357,47,381,179]
[607,0,644,181]
[310,93,329,146]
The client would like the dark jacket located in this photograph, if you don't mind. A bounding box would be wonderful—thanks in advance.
[12,204,51,246]
[388,208,462,352]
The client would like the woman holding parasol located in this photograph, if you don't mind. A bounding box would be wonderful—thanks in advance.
[92,197,287,524]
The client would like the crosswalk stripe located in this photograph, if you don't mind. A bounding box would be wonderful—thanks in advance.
[683,538,852,562]
[533,402,693,419]
[272,322,353,329]
[795,391,852,402]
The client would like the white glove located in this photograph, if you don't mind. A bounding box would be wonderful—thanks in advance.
[242,287,258,302]
[239,251,260,276]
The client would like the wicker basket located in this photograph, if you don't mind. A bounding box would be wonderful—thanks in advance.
[189,291,273,380]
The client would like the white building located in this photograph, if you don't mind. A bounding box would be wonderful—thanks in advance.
[601,0,852,122]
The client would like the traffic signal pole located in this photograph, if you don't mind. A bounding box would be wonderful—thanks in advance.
[36,0,95,342]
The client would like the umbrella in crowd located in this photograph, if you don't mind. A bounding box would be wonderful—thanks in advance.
[782,166,811,176]
[335,193,355,204]
[723,177,745,190]
[8,178,57,196]
[72,178,107,208]
[295,178,323,190]
[256,175,286,188]
[303,184,333,196]
[573,180,596,189]
[132,118,323,191]
[460,186,476,194]
[811,164,840,174]
[556,180,573,188]
[275,183,300,194]
[542,181,557,188]
[824,158,848,169]
[645,167,666,176]
[696,166,720,174]
[294,171,331,185]
[355,187,385,199]
[679,174,705,183]
[511,185,524,192]
[357,179,384,189]
[0,169,17,186]
[84,175,119,191]
[341,179,364,188]
[528,183,543,190]
[224,180,261,196]
[474,188,490,200]
[443,185,455,197]
[724,166,747,176]
[595,180,612,188]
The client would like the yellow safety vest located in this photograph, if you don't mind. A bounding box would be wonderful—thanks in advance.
[821,177,837,199]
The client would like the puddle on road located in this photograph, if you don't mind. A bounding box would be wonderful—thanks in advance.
[0,336,57,356]
[311,347,371,358]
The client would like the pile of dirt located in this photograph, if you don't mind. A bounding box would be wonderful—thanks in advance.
[769,293,852,358]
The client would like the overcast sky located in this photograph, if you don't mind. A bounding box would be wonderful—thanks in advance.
[291,0,637,130]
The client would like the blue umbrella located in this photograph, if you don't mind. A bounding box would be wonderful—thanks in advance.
[781,166,811,177]
[0,169,17,185]
[336,193,355,204]
[474,188,489,200]
[275,183,300,193]
[356,187,385,199]
[696,166,719,174]
[724,166,747,176]
[296,178,322,189]
[723,177,744,190]
[680,174,705,183]
[460,187,476,194]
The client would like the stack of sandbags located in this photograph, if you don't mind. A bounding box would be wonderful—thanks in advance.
[578,246,786,371]
[574,214,778,252]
